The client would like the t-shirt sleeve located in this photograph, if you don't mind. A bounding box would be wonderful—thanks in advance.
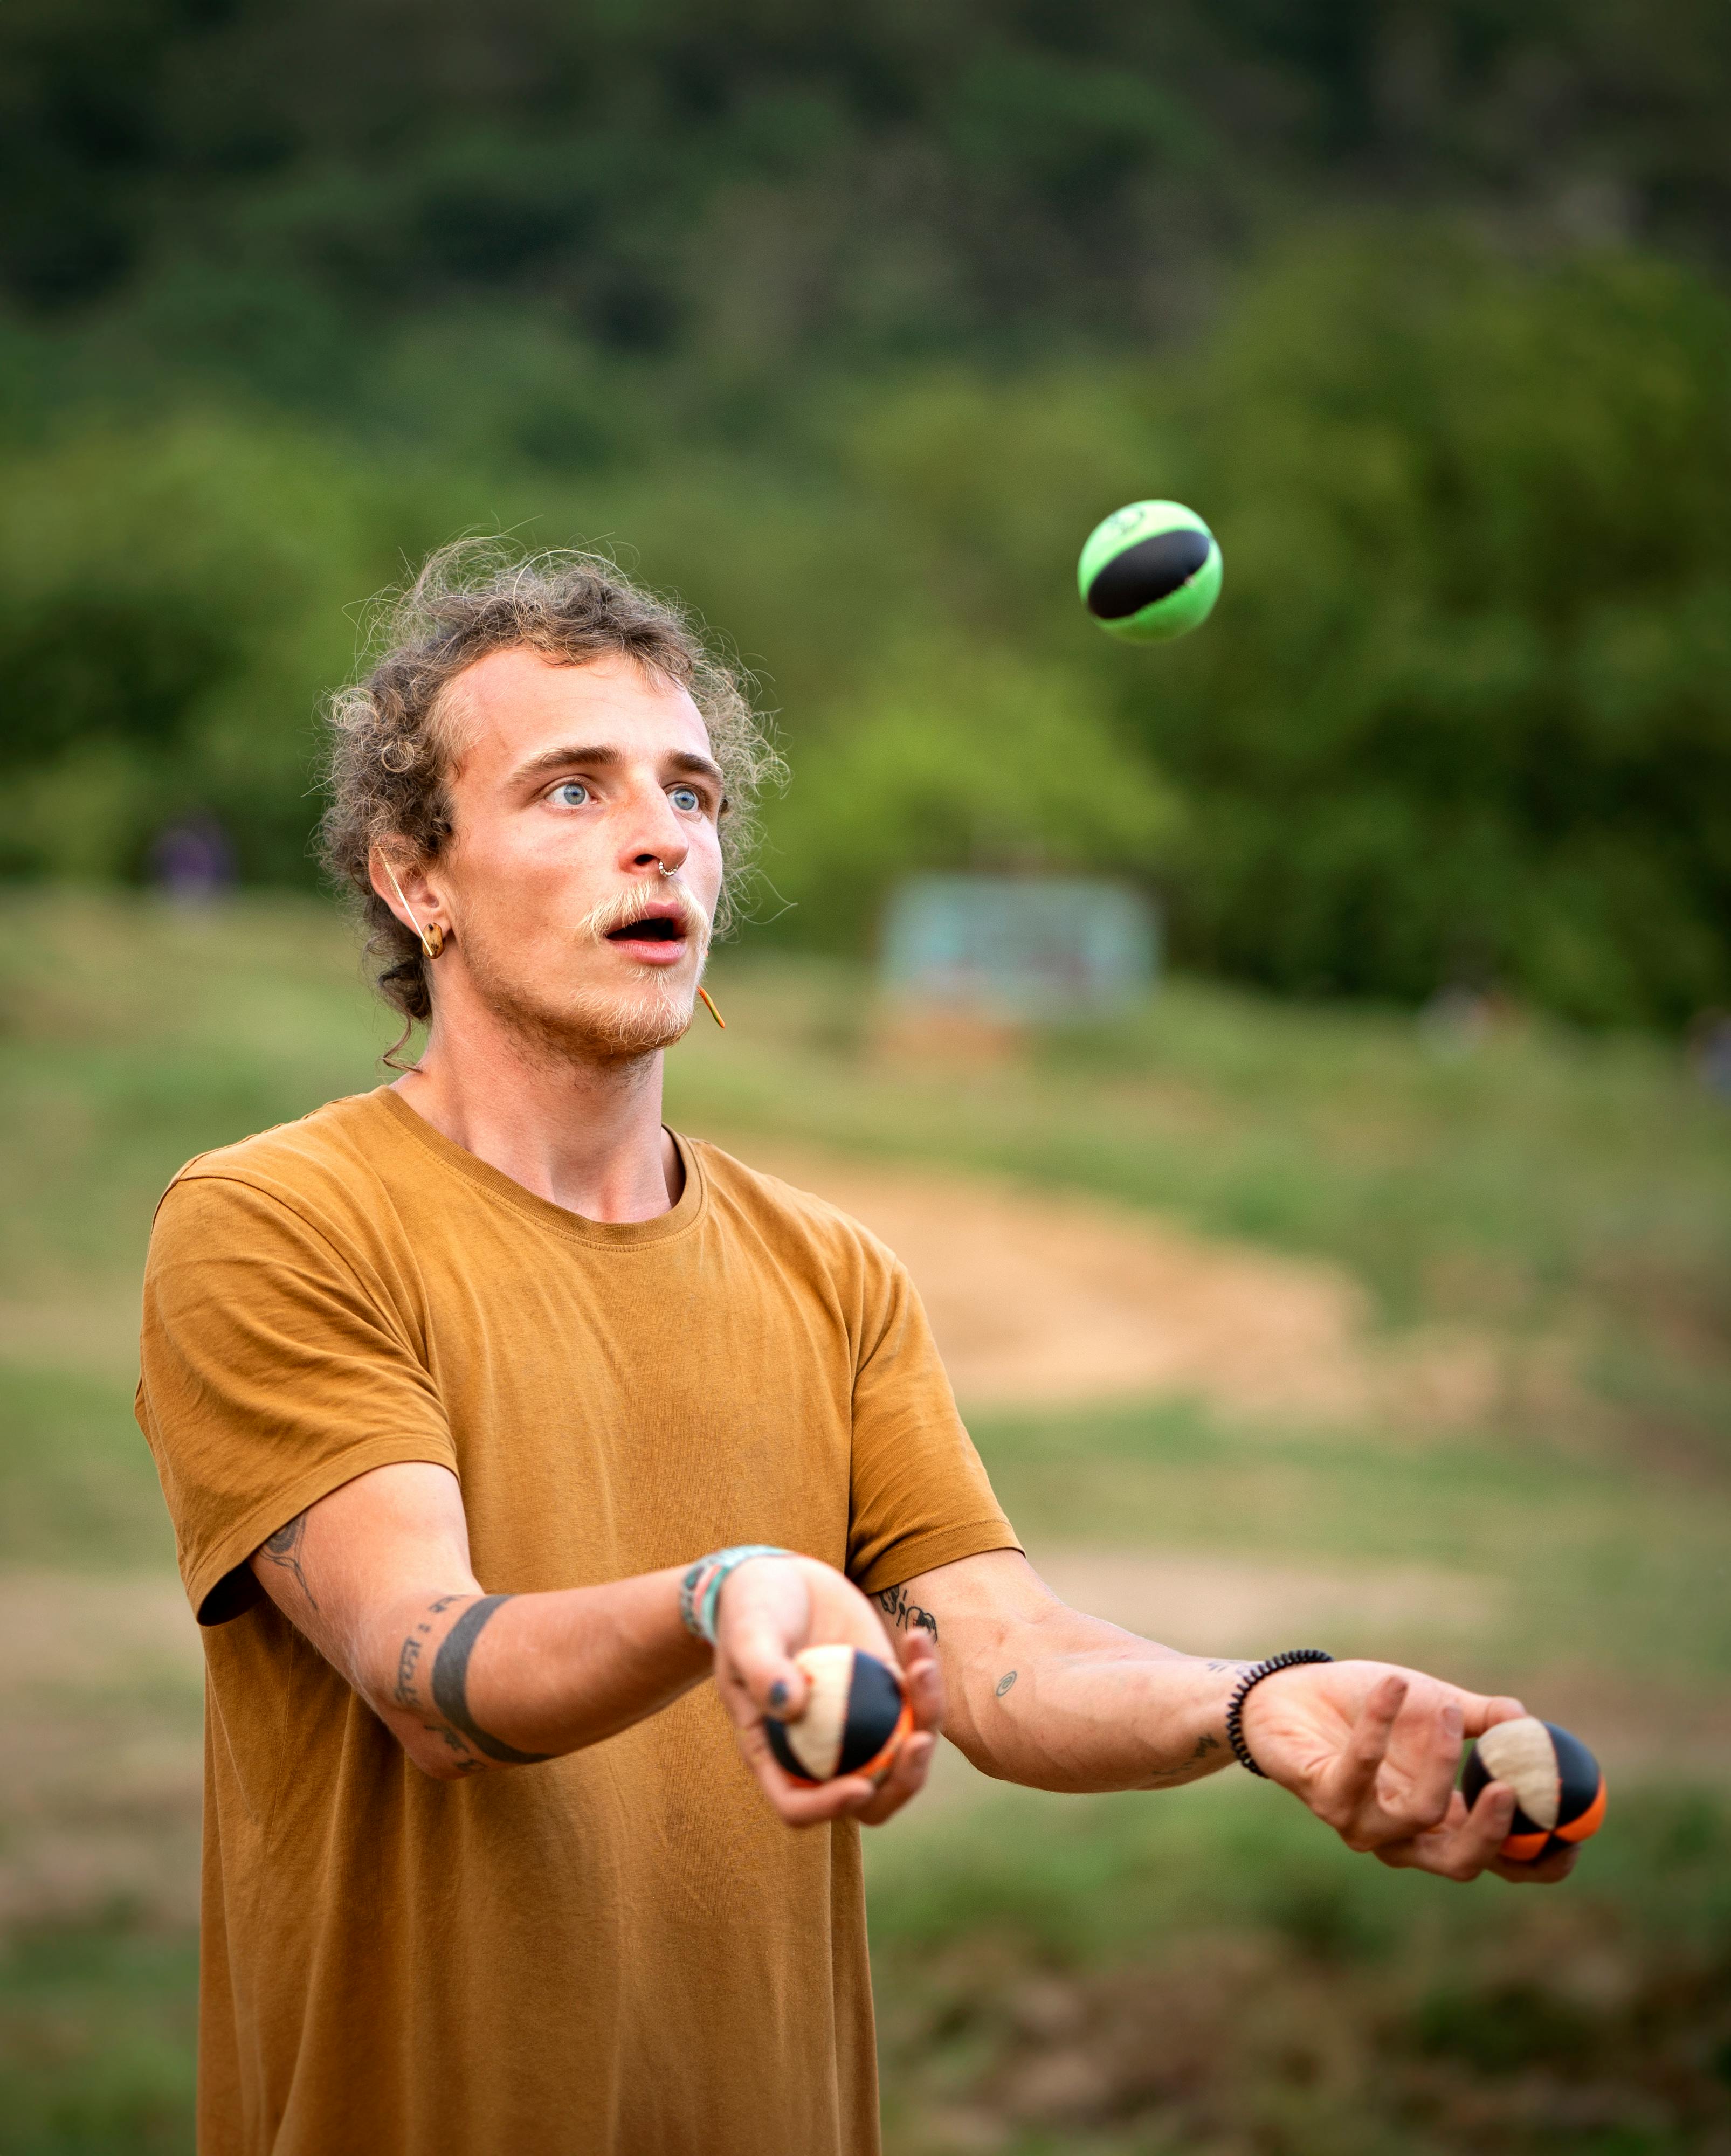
[136,1171,458,1626]
[845,1243,1020,1595]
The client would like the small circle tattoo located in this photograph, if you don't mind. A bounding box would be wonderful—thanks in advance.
[995,1670,1018,1697]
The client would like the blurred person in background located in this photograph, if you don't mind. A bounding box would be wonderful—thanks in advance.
[135,545,1573,2156]
[148,815,235,903]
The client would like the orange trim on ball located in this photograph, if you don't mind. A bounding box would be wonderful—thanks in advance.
[1555,1778,1606,1843]
[769,1691,912,1791]
[855,1696,914,1786]
[1500,1828,1553,1863]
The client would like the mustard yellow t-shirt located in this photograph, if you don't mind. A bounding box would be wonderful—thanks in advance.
[135,1087,1016,2156]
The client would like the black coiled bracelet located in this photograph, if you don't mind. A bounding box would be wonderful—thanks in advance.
[1224,1650,1335,1777]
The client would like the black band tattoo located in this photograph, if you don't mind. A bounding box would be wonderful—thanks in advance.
[877,1585,939,1642]
[429,1595,551,1765]
[259,1511,318,1609]
[995,1670,1018,1697]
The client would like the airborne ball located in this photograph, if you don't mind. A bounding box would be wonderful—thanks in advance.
[1078,499,1222,642]
[764,1644,912,1788]
[1461,1716,1606,1863]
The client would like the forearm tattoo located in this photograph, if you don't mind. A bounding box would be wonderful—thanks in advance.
[258,1511,318,1610]
[876,1585,939,1642]
[393,1593,550,1771]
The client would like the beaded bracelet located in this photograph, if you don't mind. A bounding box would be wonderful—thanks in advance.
[678,1545,794,1645]
[1224,1649,1335,1777]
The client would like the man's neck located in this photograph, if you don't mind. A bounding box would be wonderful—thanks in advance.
[390,1019,680,1225]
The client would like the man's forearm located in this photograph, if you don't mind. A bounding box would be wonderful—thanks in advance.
[247,1467,718,1781]
[955,1611,1249,1792]
[888,1553,1251,1794]
[360,1571,710,1779]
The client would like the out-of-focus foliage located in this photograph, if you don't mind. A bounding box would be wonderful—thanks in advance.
[0,421,456,882]
[2,3,1729,1021]
[765,645,1179,944]
[1152,236,1731,1024]
[4,231,1730,1021]
[3,0,1728,399]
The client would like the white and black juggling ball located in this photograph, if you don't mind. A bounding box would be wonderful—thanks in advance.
[1460,1716,1606,1863]
[764,1645,912,1788]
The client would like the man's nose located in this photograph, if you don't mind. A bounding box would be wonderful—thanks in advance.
[623,783,688,876]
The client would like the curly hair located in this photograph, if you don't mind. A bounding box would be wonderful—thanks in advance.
[319,540,782,1034]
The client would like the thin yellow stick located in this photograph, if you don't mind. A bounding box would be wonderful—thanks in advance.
[697,985,726,1029]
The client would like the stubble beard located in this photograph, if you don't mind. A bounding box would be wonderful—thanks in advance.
[459,883,714,1067]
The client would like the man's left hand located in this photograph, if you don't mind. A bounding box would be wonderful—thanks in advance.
[1239,1659,1578,1884]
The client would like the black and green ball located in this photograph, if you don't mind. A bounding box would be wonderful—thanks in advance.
[1077,500,1222,642]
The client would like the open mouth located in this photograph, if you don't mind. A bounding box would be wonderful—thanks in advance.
[606,914,686,945]
[587,889,706,969]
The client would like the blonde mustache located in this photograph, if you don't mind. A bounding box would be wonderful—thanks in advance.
[574,880,713,963]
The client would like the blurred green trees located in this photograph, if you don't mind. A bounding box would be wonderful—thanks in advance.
[3,231,1729,1023]
[5,0,1729,379]
[1,1,1728,1024]
[1145,236,1731,1024]
[0,421,424,882]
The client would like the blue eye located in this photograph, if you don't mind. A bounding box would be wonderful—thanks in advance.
[669,785,701,813]
[551,780,590,807]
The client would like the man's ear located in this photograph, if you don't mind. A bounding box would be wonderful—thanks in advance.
[371,848,444,949]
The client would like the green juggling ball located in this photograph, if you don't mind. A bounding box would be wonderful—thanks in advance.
[1077,499,1222,642]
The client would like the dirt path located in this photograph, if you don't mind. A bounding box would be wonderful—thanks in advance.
[727,1139,1509,1428]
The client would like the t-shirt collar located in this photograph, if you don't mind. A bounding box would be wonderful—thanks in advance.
[368,1084,707,1250]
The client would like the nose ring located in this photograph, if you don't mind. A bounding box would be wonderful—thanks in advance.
[657,861,677,878]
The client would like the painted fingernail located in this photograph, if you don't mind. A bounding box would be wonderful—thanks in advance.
[769,1681,789,1711]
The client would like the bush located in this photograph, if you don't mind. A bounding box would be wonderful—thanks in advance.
[1139,231,1731,1025]
[0,418,427,882]
[2,230,1727,1026]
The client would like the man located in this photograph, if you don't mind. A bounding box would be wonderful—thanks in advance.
[137,544,1570,2156]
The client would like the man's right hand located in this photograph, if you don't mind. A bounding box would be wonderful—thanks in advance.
[711,1554,944,1828]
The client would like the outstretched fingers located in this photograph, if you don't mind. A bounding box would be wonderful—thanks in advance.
[1324,1682,1475,1851]
[1400,1698,1467,1836]
[1316,1672,1406,1843]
